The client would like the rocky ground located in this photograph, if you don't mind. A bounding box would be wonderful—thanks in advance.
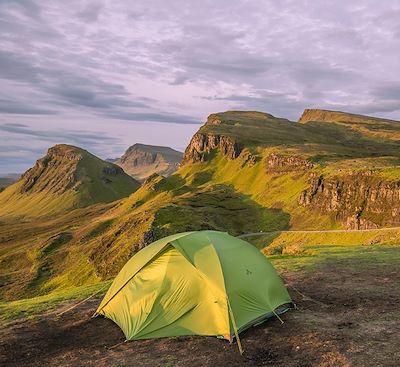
[1,262,399,367]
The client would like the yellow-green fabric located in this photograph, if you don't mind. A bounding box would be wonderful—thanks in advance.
[96,230,292,340]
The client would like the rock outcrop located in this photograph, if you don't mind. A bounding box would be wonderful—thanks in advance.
[113,144,182,182]
[18,145,84,194]
[182,133,243,164]
[299,172,400,229]
[266,153,314,172]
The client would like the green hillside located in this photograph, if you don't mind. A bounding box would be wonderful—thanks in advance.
[181,110,400,229]
[1,109,400,313]
[0,144,140,218]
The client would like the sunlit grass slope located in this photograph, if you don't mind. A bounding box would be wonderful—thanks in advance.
[180,110,400,228]
[0,144,140,218]
[1,109,400,319]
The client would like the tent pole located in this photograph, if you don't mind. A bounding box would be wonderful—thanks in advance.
[227,296,244,355]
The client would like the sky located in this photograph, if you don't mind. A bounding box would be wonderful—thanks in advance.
[0,0,399,174]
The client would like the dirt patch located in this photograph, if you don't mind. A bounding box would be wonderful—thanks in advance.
[1,264,399,367]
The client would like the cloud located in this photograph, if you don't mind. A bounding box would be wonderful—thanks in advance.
[76,2,103,23]
[372,82,400,101]
[104,111,200,124]
[0,122,121,146]
[0,0,399,171]
[0,99,56,115]
[0,51,40,83]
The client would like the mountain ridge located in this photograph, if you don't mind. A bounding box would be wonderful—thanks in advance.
[298,108,400,124]
[181,109,400,230]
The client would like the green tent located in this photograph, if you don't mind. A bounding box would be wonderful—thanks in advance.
[95,230,293,345]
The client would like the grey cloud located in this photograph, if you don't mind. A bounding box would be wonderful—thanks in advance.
[46,85,148,109]
[1,123,28,127]
[199,90,306,120]
[105,111,200,124]
[76,2,103,22]
[0,122,128,174]
[372,83,400,101]
[0,0,42,19]
[0,123,121,146]
[0,99,56,115]
[0,51,40,83]
[0,0,400,172]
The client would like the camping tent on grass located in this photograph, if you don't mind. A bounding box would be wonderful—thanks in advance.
[95,230,293,349]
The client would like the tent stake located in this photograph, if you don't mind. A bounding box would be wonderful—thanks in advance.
[272,309,284,324]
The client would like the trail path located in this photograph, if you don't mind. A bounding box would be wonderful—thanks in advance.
[238,227,400,238]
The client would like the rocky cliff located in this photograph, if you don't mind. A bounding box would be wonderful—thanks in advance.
[266,153,314,172]
[299,172,400,229]
[181,132,243,164]
[113,143,182,181]
[19,145,83,194]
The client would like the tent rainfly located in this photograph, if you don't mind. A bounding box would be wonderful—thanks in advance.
[95,230,293,350]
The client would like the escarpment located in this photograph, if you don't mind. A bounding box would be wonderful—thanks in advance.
[182,133,243,164]
[299,172,400,229]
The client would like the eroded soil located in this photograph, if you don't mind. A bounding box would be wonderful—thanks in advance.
[1,264,399,367]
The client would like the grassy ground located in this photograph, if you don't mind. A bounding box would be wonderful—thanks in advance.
[269,244,400,272]
[1,232,399,325]
[2,111,399,307]
[0,281,111,323]
[1,239,399,366]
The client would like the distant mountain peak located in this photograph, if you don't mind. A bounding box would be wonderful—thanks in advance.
[113,143,183,182]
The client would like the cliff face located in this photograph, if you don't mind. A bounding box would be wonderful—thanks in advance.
[114,144,182,181]
[266,153,314,172]
[18,145,84,194]
[299,172,400,229]
[181,133,243,164]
